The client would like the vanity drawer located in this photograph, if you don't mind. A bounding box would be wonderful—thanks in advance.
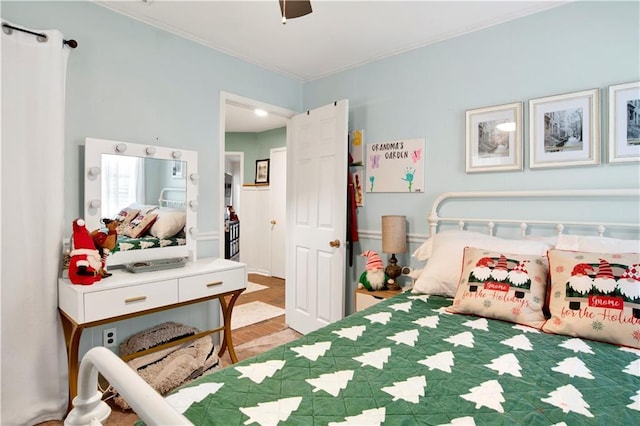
[178,268,245,301]
[84,279,178,322]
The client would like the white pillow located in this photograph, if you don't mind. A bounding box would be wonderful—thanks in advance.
[555,234,639,253]
[411,238,432,261]
[412,230,554,297]
[149,209,186,239]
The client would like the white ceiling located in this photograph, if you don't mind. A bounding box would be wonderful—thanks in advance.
[95,0,569,132]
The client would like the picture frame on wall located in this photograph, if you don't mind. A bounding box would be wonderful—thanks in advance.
[529,88,600,169]
[465,102,523,173]
[171,160,184,178]
[608,81,640,163]
[255,158,270,184]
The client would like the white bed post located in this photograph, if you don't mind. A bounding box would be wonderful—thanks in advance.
[64,347,191,426]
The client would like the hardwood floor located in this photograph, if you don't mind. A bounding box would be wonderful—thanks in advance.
[39,273,298,425]
[228,274,287,345]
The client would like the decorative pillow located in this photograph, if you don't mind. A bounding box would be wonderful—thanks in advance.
[412,230,554,297]
[113,207,140,234]
[556,234,640,253]
[446,247,549,329]
[123,211,158,239]
[127,202,159,215]
[543,249,640,349]
[149,209,186,239]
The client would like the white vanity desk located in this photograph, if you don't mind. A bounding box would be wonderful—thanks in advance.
[58,257,247,403]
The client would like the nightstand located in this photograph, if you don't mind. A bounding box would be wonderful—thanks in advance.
[355,287,403,312]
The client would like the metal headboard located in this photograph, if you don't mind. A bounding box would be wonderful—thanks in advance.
[428,188,640,237]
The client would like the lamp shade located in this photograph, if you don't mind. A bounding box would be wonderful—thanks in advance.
[381,215,407,254]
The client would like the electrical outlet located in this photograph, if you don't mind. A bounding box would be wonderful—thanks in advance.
[103,327,117,348]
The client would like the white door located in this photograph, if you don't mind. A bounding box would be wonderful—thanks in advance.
[286,100,349,334]
[239,186,271,275]
[270,148,287,278]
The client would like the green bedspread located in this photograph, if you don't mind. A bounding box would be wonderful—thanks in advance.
[139,292,640,425]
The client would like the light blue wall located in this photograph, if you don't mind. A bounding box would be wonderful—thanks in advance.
[2,1,302,259]
[303,1,640,310]
[226,127,286,184]
[1,0,302,356]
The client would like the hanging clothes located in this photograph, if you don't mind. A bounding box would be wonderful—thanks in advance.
[346,154,359,267]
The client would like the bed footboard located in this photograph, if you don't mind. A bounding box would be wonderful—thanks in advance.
[64,347,191,426]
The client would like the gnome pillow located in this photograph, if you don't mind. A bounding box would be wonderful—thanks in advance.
[447,247,550,329]
[358,250,388,291]
[543,249,640,348]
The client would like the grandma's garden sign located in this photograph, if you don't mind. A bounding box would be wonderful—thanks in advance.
[365,138,425,193]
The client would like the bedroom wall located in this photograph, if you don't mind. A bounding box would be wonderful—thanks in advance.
[1,1,302,357]
[2,1,302,258]
[302,1,640,311]
[226,127,287,184]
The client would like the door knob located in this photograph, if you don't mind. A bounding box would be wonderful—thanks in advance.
[329,239,341,248]
[270,220,276,225]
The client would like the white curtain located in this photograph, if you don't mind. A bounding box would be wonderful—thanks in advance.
[101,155,145,218]
[1,21,70,424]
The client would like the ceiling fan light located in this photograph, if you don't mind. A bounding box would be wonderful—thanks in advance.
[279,0,313,20]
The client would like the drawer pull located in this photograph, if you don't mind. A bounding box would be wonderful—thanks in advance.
[207,281,223,287]
[125,296,147,304]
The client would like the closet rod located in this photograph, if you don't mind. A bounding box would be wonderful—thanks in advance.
[2,22,78,48]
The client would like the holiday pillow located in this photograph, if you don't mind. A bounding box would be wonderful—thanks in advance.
[113,207,140,235]
[543,249,640,349]
[124,212,158,239]
[446,247,549,329]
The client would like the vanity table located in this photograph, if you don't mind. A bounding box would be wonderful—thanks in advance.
[58,257,247,402]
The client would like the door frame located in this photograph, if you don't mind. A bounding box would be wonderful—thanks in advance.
[218,91,295,264]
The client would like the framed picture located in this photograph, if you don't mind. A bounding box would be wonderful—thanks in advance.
[465,102,523,173]
[255,158,270,184]
[608,81,640,163]
[529,88,600,169]
[171,160,184,178]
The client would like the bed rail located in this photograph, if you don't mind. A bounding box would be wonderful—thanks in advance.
[64,347,191,426]
[428,188,640,237]
[158,187,186,209]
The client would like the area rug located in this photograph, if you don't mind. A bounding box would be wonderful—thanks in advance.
[243,281,268,294]
[234,328,302,359]
[231,301,285,330]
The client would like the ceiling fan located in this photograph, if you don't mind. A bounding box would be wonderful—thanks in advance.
[279,0,313,24]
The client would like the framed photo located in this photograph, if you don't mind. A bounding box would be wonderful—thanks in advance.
[608,81,640,163]
[255,158,270,184]
[529,88,600,169]
[171,160,184,178]
[465,102,523,173]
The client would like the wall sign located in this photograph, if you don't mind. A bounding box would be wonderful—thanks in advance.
[365,138,425,193]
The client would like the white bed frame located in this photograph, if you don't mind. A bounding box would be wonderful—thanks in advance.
[64,188,640,426]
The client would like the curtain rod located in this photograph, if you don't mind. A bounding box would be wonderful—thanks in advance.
[2,22,78,49]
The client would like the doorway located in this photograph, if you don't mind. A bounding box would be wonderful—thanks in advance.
[219,92,293,338]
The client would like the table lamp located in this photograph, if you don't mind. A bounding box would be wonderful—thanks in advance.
[381,215,407,290]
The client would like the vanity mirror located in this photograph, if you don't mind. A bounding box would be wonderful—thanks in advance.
[84,137,198,266]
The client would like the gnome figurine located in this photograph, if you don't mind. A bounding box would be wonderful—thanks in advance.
[358,250,388,291]
[68,218,104,285]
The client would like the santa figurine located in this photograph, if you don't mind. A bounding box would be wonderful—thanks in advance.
[68,218,104,285]
[358,250,388,291]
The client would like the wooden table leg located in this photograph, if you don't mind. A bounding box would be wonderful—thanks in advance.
[218,289,243,364]
[59,309,84,410]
